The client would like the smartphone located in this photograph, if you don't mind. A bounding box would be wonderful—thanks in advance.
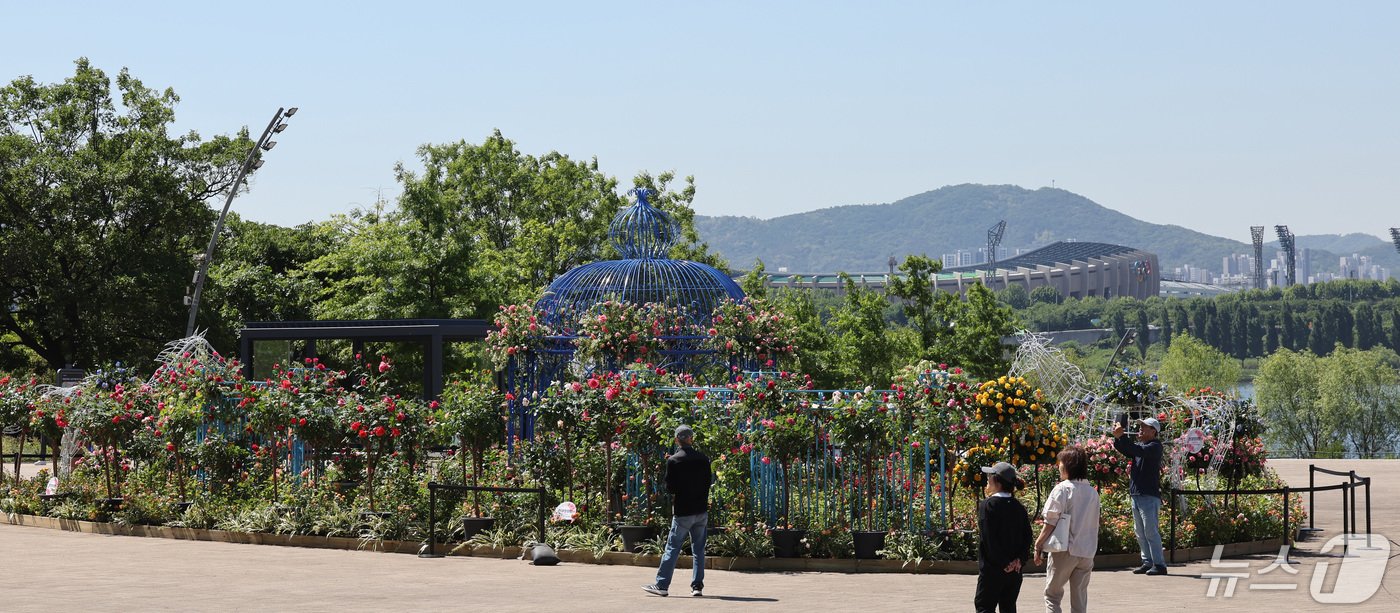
[1116,412,1129,430]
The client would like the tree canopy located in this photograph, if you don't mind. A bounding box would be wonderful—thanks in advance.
[1,59,251,369]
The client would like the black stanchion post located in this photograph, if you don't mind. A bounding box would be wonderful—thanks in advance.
[1342,483,1350,555]
[421,481,441,558]
[1364,476,1372,548]
[1282,487,1290,557]
[1169,488,1177,564]
[1308,464,1315,530]
[1349,471,1358,539]
[537,486,546,545]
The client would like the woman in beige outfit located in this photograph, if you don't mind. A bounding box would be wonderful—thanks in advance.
[1033,446,1101,613]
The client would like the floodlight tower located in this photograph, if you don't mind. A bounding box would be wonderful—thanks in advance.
[1250,226,1266,289]
[1275,225,1296,287]
[987,220,1006,266]
[185,106,298,336]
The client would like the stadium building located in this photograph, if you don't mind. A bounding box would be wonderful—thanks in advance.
[751,241,1160,300]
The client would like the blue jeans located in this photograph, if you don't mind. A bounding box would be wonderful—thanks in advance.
[1130,495,1166,567]
[654,512,706,590]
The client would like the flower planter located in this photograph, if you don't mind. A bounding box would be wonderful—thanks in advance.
[853,530,886,559]
[619,525,656,553]
[461,516,496,541]
[771,528,806,558]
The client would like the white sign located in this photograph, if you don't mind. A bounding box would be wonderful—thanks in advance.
[1181,428,1207,454]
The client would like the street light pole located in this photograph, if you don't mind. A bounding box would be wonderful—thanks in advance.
[184,106,297,337]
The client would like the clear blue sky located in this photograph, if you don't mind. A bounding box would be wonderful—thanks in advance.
[4,1,1398,243]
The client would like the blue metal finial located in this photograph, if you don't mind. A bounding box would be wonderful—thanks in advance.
[610,188,679,259]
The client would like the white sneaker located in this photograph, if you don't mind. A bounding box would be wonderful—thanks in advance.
[691,588,703,597]
[642,584,668,597]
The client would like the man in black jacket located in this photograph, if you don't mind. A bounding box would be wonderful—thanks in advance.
[643,425,712,598]
[1114,417,1167,575]
[976,461,1033,613]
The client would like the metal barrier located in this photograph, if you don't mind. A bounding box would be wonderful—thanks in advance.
[1308,465,1373,550]
[419,482,547,558]
[1166,465,1373,562]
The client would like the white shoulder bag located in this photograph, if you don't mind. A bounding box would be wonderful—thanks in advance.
[1044,513,1071,553]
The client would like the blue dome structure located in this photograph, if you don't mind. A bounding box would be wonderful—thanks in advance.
[535,189,744,331]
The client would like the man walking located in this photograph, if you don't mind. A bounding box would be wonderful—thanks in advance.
[1114,417,1167,575]
[643,424,712,597]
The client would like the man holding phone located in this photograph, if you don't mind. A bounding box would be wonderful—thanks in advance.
[1113,417,1167,575]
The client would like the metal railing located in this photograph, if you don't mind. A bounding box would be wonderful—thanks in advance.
[1166,464,1374,562]
[1307,465,1373,550]
[420,482,547,558]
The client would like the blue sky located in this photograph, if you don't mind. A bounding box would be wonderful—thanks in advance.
[4,1,1398,242]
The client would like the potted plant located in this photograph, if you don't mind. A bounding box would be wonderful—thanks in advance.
[151,350,244,508]
[247,363,306,503]
[827,389,893,558]
[438,370,506,540]
[70,365,149,509]
[337,357,414,514]
[618,495,662,553]
[901,362,979,529]
[738,370,814,557]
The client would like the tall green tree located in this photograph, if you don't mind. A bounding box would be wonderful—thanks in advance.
[831,274,896,387]
[1028,285,1062,305]
[1354,303,1377,350]
[997,283,1029,309]
[1247,304,1264,357]
[947,283,1018,379]
[0,59,251,368]
[772,282,835,386]
[739,259,769,300]
[1157,333,1241,393]
[1391,309,1400,354]
[1135,306,1151,359]
[353,131,723,318]
[885,254,952,359]
[1319,348,1400,457]
[1281,301,1296,350]
[1255,349,1330,457]
[1264,313,1280,354]
[201,214,330,350]
[1159,305,1173,350]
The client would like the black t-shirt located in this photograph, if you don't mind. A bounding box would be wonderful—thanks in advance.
[665,445,712,517]
[977,495,1033,572]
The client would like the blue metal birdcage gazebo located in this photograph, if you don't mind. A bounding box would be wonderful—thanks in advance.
[507,189,745,437]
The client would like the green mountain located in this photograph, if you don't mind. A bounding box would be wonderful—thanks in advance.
[695,184,1400,278]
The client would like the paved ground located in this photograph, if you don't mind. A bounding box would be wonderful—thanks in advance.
[2,459,1397,611]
